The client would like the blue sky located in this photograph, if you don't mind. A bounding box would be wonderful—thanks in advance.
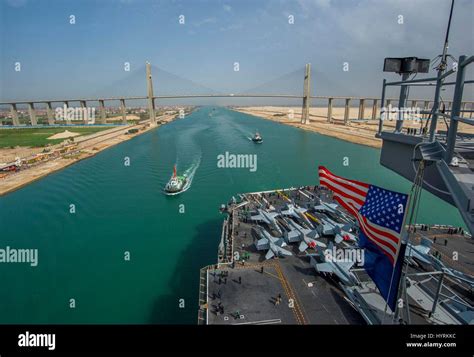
[1,0,473,102]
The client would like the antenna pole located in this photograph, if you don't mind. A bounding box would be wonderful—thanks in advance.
[428,0,455,141]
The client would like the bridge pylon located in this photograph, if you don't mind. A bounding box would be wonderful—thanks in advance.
[301,63,311,124]
[146,62,156,126]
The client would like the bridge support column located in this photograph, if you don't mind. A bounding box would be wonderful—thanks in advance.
[301,63,311,124]
[372,99,378,120]
[11,103,20,126]
[327,98,333,123]
[46,102,54,125]
[344,98,350,125]
[64,101,71,125]
[80,101,88,124]
[99,100,106,124]
[146,62,156,126]
[120,99,127,124]
[28,103,37,126]
[358,99,365,121]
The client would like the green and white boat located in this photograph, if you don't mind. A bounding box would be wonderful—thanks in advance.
[164,165,188,195]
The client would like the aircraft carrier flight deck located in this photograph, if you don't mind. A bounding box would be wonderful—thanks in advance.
[197,187,474,325]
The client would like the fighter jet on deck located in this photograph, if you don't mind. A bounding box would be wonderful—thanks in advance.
[250,208,282,234]
[281,204,306,219]
[320,218,357,244]
[255,228,292,260]
[280,203,314,228]
[405,237,433,265]
[314,200,354,222]
[308,244,359,286]
[284,217,327,252]
[314,201,339,214]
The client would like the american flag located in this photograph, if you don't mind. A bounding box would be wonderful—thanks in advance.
[318,166,408,265]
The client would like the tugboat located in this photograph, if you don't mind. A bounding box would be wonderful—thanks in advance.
[164,165,188,195]
[252,131,263,144]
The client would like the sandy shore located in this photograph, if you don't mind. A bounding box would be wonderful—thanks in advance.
[0,113,178,196]
[233,106,474,149]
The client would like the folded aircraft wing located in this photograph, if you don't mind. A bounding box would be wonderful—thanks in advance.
[286,230,301,242]
[250,214,264,221]
[339,260,355,271]
[265,249,275,260]
[256,238,269,251]
[276,246,292,257]
[299,241,308,252]
[315,262,334,273]
[268,211,279,218]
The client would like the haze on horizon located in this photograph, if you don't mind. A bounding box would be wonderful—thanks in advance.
[0,0,473,105]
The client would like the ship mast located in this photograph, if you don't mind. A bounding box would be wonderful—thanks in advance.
[427,0,455,141]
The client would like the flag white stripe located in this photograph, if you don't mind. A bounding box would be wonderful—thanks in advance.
[319,168,369,194]
[333,194,363,215]
[319,177,365,208]
[357,214,398,260]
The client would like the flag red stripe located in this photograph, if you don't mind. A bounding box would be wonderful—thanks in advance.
[360,217,398,254]
[358,217,396,264]
[319,178,365,209]
[361,216,400,245]
[333,195,359,216]
[319,170,369,198]
[319,166,369,189]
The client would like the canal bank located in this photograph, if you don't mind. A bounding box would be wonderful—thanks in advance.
[0,113,179,196]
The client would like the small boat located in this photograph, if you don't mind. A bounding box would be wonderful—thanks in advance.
[252,132,263,144]
[164,165,188,195]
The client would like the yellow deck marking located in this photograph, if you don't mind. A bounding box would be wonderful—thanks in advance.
[305,212,320,224]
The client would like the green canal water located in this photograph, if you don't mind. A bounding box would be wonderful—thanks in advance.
[0,107,464,324]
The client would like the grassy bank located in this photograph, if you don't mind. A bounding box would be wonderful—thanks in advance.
[0,127,112,148]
